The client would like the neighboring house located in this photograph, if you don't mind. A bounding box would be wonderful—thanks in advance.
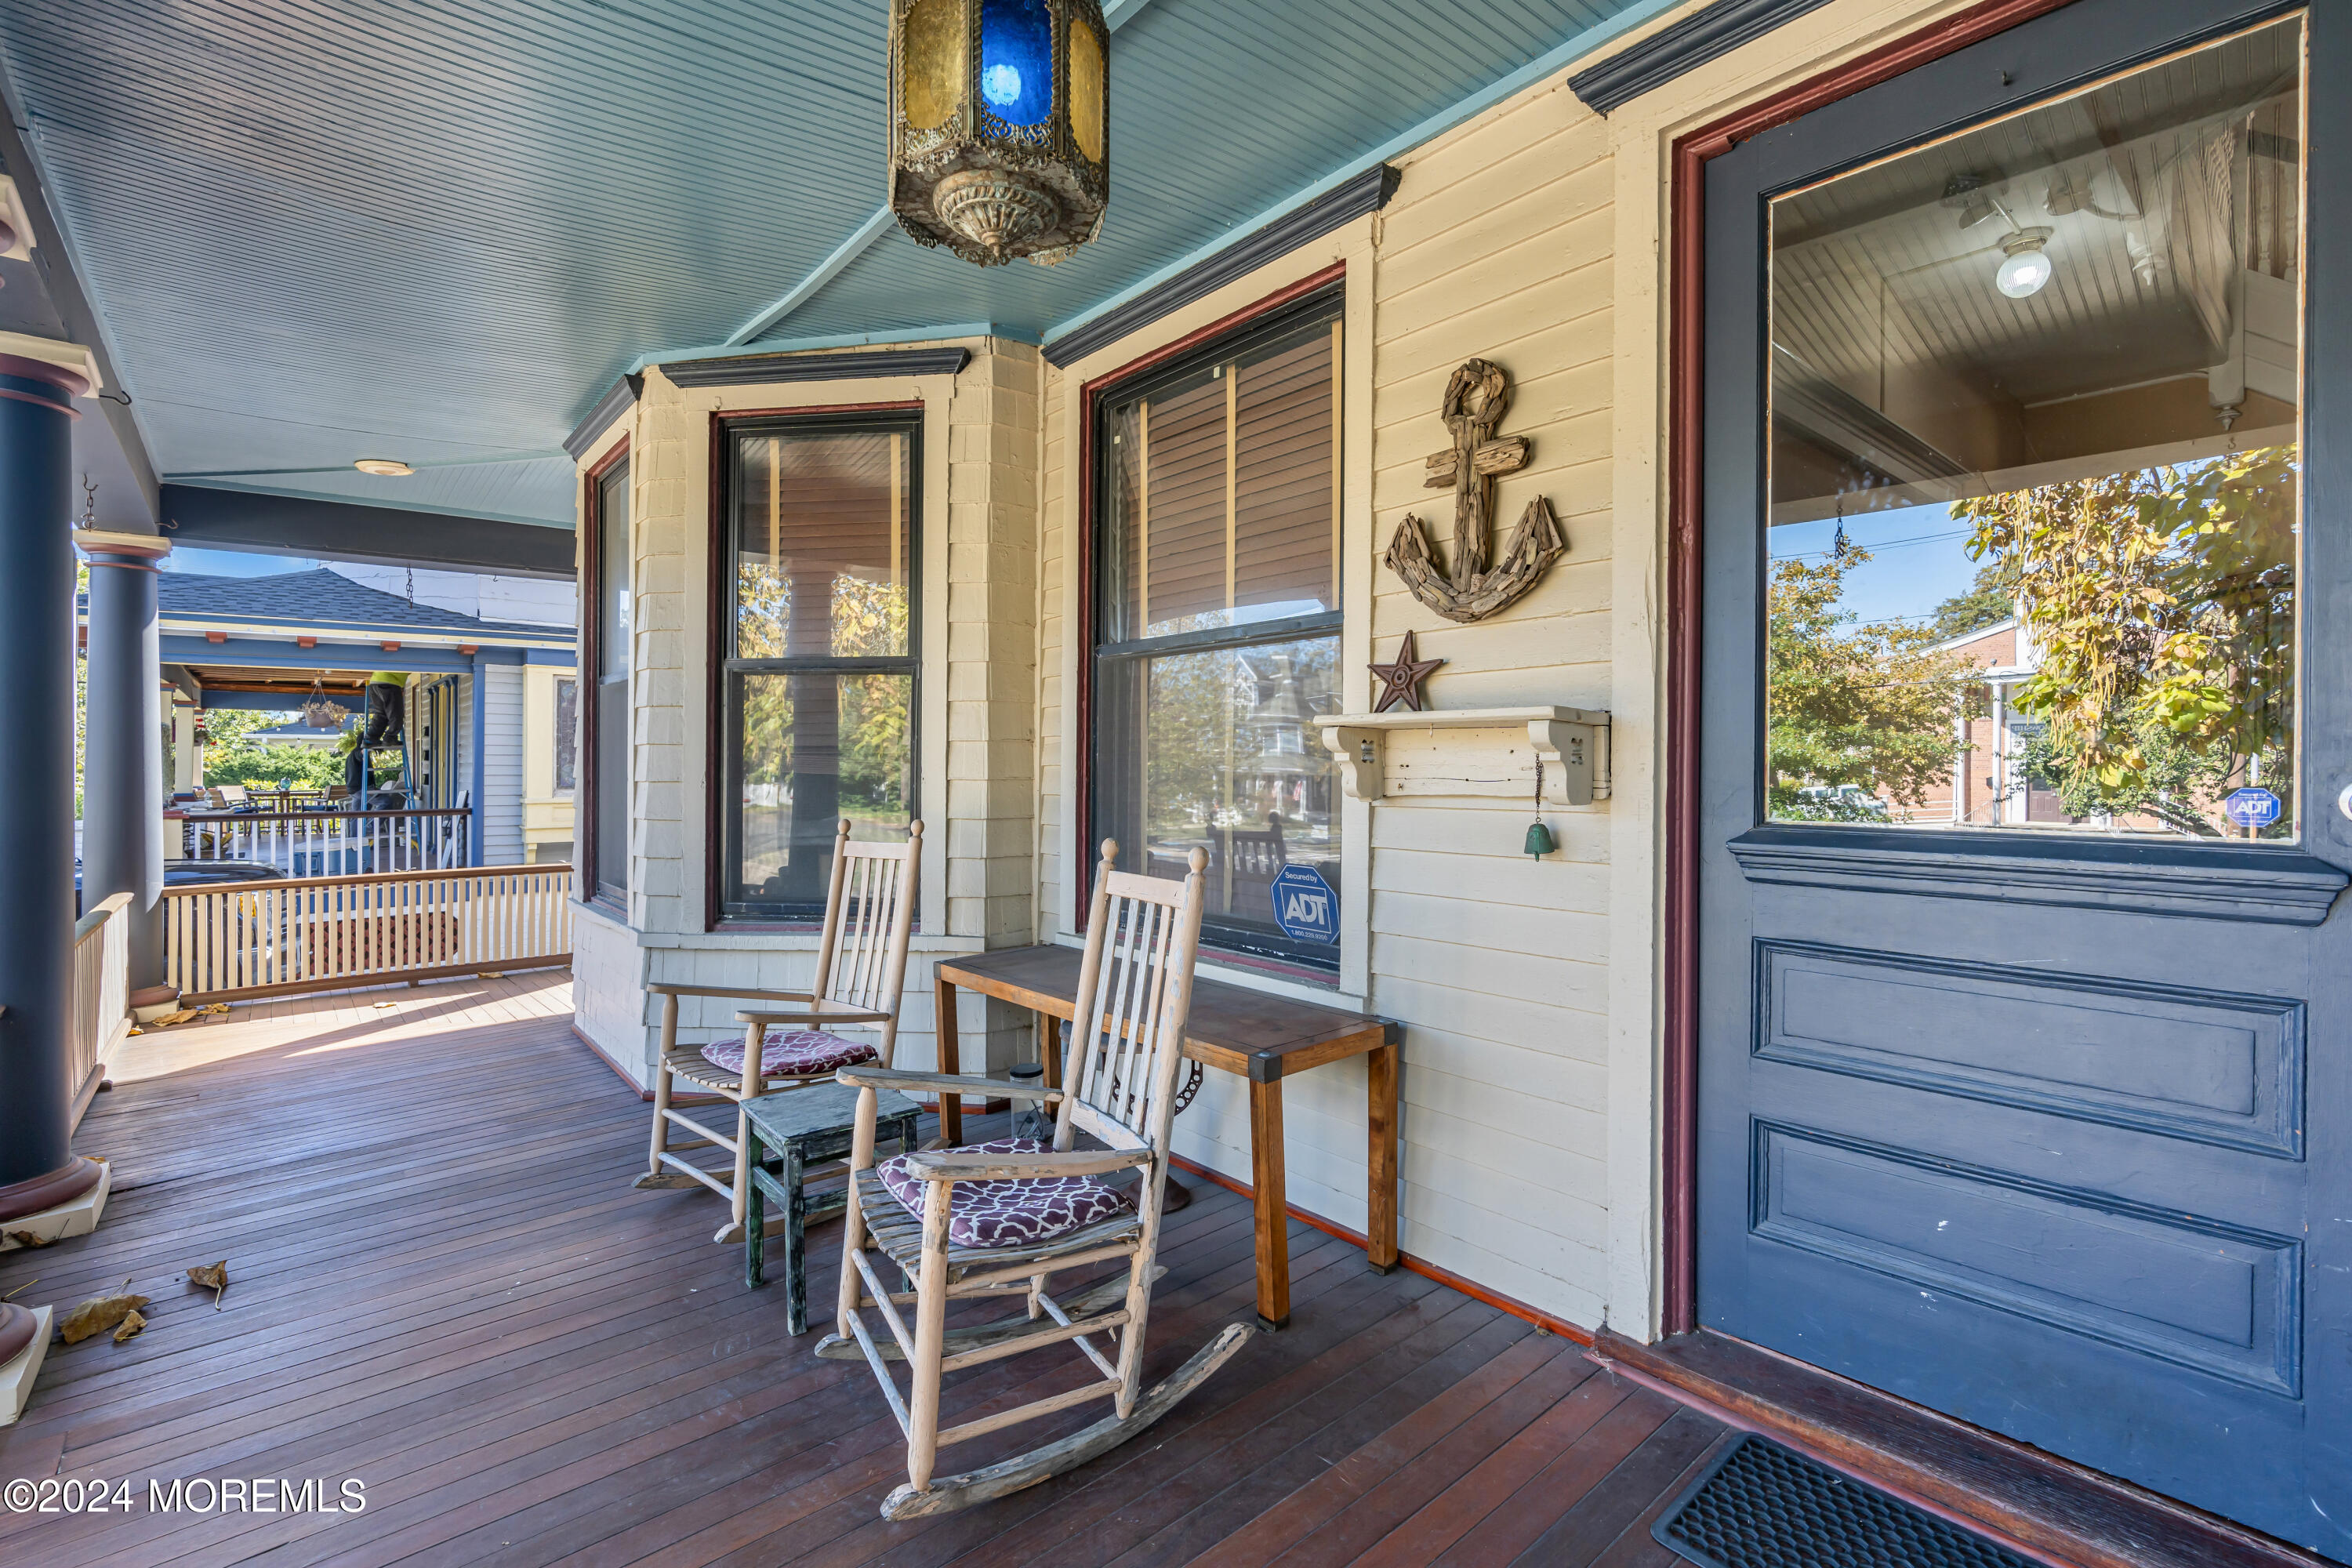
[1904,617,2072,827]
[79,566,576,866]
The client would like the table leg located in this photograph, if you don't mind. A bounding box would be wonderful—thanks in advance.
[1249,1074,1290,1330]
[1037,1009,1062,1090]
[1366,1041,1400,1275]
[784,1139,808,1336]
[935,971,964,1146]
[744,1123,766,1290]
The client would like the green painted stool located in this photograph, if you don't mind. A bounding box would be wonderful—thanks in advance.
[743,1080,924,1335]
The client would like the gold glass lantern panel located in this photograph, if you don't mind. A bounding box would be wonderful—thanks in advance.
[900,0,965,132]
[1069,21,1105,165]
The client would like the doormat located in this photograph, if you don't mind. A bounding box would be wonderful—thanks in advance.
[1653,1433,2036,1568]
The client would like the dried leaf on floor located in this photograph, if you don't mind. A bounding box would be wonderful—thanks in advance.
[5,1230,53,1250]
[186,1261,228,1308]
[57,1287,150,1345]
[203,1004,230,1014]
[111,1309,145,1344]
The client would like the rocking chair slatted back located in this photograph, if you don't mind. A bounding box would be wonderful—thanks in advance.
[1059,844,1211,1159]
[811,821,924,1066]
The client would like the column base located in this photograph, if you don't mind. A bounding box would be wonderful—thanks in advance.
[0,1157,110,1250]
[130,985,181,1023]
[0,1303,53,1425]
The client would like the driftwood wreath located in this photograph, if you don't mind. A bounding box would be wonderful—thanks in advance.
[1383,358,1567,623]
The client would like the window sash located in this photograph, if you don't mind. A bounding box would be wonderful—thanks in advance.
[1089,289,1345,972]
[1091,626,1343,970]
[717,413,920,924]
[588,457,630,902]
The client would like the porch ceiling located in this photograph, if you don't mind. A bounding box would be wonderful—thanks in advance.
[0,0,1668,529]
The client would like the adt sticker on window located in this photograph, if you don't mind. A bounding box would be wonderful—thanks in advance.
[1269,864,1338,945]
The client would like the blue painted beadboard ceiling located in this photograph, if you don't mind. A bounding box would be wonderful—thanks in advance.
[0,0,1660,528]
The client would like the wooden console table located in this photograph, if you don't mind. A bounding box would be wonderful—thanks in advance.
[932,943,1401,1330]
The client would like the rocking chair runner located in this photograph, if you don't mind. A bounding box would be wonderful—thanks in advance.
[822,840,1253,1519]
[635,819,922,1243]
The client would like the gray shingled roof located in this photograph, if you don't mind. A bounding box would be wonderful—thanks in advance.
[143,569,567,640]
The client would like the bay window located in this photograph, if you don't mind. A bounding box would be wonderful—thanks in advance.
[585,452,630,904]
[717,413,919,923]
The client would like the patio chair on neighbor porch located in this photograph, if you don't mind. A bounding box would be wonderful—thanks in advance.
[818,840,1252,1519]
[634,819,922,1243]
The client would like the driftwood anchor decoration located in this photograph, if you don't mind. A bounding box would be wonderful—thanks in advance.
[1384,358,1567,623]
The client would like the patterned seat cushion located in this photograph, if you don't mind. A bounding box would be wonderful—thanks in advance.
[876,1137,1138,1249]
[699,1029,878,1078]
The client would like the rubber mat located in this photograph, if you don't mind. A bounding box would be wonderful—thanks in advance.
[1653,1433,2038,1568]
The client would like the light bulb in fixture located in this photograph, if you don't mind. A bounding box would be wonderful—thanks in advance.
[1995,229,2053,299]
[354,458,414,477]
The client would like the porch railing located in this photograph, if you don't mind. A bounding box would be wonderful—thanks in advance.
[163,863,572,1002]
[178,808,472,877]
[71,891,133,1127]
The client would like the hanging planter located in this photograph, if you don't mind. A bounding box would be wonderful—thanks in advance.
[887,0,1109,266]
[299,678,350,731]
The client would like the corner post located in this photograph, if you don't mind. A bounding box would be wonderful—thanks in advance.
[78,523,172,1014]
[0,345,106,1225]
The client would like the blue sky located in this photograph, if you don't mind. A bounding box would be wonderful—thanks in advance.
[1769,502,1985,630]
[162,547,318,577]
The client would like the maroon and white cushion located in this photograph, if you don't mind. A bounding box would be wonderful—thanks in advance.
[699,1029,878,1078]
[876,1137,1138,1249]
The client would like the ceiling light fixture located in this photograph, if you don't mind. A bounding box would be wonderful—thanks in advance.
[887,0,1109,267]
[1995,228,2054,298]
[353,458,415,477]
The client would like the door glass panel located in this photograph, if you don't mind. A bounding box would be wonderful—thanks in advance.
[1765,16,2303,840]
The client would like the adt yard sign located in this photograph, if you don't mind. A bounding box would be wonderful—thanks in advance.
[2225,787,2283,830]
[1270,864,1338,945]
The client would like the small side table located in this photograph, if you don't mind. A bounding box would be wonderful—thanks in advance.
[744,1080,923,1335]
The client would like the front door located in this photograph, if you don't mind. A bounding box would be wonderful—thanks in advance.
[1697,1,2352,1555]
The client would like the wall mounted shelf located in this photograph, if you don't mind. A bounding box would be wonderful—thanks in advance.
[1316,706,1611,808]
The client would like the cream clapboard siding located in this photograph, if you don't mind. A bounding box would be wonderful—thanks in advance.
[1030,79,1622,1329]
[569,341,1043,1086]
[1361,83,1618,1327]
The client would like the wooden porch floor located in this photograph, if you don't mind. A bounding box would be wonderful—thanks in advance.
[0,972,1729,1566]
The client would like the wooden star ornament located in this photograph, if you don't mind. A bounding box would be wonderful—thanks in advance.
[1368,630,1446,713]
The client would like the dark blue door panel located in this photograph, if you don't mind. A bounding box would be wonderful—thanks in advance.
[1695,0,2352,1555]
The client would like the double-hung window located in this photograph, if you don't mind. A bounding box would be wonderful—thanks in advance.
[586,455,630,904]
[718,413,919,923]
[1091,288,1344,975]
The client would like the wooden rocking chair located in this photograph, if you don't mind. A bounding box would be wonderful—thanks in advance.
[822,840,1253,1519]
[634,819,922,1243]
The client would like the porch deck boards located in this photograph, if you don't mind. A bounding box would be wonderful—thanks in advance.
[0,973,1725,1566]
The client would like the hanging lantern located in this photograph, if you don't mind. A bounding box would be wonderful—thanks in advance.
[887,0,1109,267]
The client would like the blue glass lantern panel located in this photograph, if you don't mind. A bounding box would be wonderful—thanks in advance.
[979,0,1053,127]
